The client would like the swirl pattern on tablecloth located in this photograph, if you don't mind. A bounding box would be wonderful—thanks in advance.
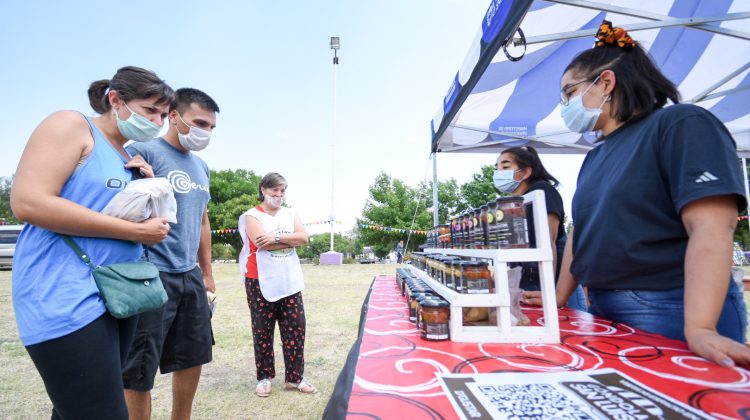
[341,274,750,419]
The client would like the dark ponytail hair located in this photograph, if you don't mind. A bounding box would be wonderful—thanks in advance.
[87,66,174,115]
[500,146,559,187]
[257,172,288,201]
[564,43,680,123]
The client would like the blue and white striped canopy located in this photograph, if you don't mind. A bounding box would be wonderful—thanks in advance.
[431,0,750,156]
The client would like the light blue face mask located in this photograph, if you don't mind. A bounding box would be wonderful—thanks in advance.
[114,103,162,141]
[560,76,607,133]
[493,169,521,194]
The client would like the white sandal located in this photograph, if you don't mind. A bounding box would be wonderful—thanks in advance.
[256,378,272,397]
[285,377,317,394]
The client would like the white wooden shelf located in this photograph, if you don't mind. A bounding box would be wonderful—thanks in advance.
[416,190,560,344]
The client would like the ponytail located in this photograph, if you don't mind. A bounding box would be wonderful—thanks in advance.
[87,79,111,114]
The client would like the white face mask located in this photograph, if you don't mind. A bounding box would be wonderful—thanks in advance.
[264,195,284,209]
[493,169,521,194]
[114,103,162,141]
[560,75,607,133]
[176,113,212,151]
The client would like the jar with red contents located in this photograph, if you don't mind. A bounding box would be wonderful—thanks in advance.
[419,298,450,341]
[461,261,494,294]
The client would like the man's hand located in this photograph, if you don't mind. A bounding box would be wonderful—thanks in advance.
[124,154,154,178]
[203,271,216,293]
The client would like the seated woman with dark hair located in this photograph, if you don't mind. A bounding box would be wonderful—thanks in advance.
[494,145,588,311]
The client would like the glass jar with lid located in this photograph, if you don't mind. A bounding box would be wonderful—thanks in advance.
[479,205,490,249]
[487,200,498,248]
[450,216,459,248]
[472,207,482,249]
[409,291,433,323]
[461,261,494,294]
[495,196,528,248]
[419,298,450,341]
[455,213,464,249]
[463,210,474,249]
[446,259,460,290]
[437,224,450,248]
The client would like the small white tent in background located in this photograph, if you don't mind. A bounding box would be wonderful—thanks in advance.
[429,0,750,212]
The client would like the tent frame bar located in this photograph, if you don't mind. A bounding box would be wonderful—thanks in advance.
[446,123,594,152]
[512,11,750,46]
[545,0,750,41]
[698,84,750,103]
[689,61,750,103]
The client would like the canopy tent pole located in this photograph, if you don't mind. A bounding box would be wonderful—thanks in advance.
[432,153,439,226]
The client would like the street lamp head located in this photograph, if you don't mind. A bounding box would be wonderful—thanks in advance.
[330,37,340,50]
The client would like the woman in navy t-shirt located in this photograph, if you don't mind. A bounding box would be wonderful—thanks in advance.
[557,20,748,367]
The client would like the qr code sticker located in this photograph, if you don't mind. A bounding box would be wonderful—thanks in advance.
[477,383,593,419]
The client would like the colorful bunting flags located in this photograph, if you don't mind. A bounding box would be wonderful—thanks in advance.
[357,224,427,235]
[211,219,341,235]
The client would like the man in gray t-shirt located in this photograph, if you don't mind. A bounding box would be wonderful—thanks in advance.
[123,88,219,420]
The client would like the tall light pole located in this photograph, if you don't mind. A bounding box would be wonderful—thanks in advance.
[330,36,339,252]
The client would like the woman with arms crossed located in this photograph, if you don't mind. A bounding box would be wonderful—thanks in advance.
[239,172,316,397]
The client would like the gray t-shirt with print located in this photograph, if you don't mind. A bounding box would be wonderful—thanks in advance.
[126,138,210,273]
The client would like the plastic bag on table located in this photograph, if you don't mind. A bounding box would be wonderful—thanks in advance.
[102,178,177,223]
[508,266,530,326]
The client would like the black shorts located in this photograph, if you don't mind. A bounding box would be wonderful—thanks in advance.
[122,266,213,391]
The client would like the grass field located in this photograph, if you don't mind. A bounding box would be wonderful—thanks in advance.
[0,262,391,420]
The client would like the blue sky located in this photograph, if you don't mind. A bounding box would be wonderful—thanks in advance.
[0,0,584,233]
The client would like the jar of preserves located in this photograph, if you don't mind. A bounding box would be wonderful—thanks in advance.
[435,257,446,284]
[453,261,465,293]
[472,208,482,249]
[479,205,490,249]
[456,213,465,249]
[420,299,450,341]
[438,224,450,248]
[487,201,498,248]
[409,291,433,323]
[462,261,493,294]
[495,196,528,248]
[463,210,474,249]
[449,216,458,248]
[446,259,460,290]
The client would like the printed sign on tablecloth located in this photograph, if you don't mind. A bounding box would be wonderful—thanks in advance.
[439,368,712,420]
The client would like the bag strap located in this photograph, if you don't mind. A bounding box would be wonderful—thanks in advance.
[59,234,150,267]
[59,234,94,268]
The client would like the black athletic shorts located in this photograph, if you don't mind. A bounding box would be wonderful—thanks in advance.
[122,266,213,391]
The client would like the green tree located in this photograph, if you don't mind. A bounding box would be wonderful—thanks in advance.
[357,172,461,257]
[460,164,499,209]
[208,169,262,258]
[0,175,21,225]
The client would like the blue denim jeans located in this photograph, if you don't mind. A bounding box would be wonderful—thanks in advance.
[565,285,589,312]
[587,278,747,342]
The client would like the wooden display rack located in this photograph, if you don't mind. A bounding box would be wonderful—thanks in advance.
[419,190,560,343]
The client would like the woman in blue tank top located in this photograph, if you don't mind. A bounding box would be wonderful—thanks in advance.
[11,66,174,419]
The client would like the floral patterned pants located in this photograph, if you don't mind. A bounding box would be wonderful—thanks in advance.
[245,278,306,383]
